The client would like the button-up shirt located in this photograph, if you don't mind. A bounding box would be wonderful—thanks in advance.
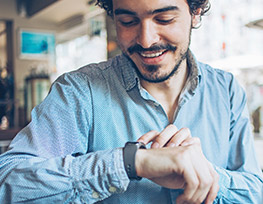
[0,52,262,203]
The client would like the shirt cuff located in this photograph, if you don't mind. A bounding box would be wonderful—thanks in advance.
[69,148,130,203]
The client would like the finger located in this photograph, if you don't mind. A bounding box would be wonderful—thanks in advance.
[137,130,159,145]
[180,137,200,147]
[185,152,215,204]
[190,169,213,203]
[178,143,211,204]
[151,124,178,148]
[176,161,199,204]
[166,127,191,147]
[205,170,219,204]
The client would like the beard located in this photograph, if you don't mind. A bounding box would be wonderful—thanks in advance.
[123,28,192,83]
[134,50,188,83]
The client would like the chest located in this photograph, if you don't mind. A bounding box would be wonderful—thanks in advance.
[87,87,230,168]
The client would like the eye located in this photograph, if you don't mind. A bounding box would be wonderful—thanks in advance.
[118,17,139,27]
[120,20,137,26]
[156,17,175,24]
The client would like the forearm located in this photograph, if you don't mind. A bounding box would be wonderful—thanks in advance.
[215,166,263,203]
[0,148,129,203]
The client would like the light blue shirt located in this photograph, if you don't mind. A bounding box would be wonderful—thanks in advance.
[0,52,262,203]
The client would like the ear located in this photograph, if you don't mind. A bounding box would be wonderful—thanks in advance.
[192,8,202,28]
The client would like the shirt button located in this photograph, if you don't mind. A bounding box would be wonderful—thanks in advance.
[109,186,117,193]
[92,191,99,199]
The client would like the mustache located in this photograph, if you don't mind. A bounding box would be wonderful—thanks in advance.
[128,44,177,55]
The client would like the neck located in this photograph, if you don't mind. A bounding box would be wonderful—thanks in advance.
[141,60,188,123]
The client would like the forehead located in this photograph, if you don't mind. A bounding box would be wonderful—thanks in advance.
[112,0,190,16]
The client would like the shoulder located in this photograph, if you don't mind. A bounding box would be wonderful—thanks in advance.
[54,54,125,85]
[197,61,243,92]
[198,61,234,84]
[197,61,246,104]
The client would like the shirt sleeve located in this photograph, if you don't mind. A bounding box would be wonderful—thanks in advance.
[0,72,130,203]
[214,75,263,203]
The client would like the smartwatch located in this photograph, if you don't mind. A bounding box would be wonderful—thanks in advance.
[123,142,146,180]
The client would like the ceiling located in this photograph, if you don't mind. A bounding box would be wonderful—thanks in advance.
[30,0,96,25]
[30,0,263,30]
[25,0,105,43]
[17,0,263,31]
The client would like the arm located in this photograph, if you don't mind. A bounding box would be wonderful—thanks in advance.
[0,73,130,203]
[136,77,263,203]
[0,148,129,203]
[136,123,263,204]
[213,76,263,203]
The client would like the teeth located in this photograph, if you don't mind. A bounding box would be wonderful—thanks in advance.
[140,51,164,58]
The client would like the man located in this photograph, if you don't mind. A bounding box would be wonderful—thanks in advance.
[0,0,262,203]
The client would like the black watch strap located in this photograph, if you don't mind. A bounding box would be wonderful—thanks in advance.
[123,142,146,180]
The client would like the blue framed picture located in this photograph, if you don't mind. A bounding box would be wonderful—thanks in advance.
[19,29,55,59]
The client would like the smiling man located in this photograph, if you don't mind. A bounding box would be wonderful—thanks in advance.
[0,0,263,203]
[114,1,191,84]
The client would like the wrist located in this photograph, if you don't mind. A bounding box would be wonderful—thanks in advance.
[135,148,146,178]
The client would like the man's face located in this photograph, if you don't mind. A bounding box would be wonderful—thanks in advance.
[112,0,198,83]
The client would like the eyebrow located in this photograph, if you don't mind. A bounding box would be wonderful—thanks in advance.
[114,6,179,16]
[114,9,136,16]
[151,6,179,15]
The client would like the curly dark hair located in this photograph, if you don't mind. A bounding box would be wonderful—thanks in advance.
[89,0,210,17]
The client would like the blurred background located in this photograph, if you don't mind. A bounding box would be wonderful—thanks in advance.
[0,0,262,168]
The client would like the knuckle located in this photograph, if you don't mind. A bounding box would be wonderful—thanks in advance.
[204,177,213,187]
[190,178,199,188]
[182,194,192,202]
[200,178,211,187]
[198,181,210,191]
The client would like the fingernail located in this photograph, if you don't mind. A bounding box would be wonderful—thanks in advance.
[152,142,159,148]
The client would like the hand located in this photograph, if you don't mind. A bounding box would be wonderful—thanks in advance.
[137,124,195,148]
[135,127,219,204]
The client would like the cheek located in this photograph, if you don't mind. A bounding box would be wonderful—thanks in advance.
[161,26,190,44]
[116,27,136,48]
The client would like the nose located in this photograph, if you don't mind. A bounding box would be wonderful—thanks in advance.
[136,21,160,48]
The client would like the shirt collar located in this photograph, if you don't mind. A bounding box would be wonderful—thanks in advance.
[118,54,139,91]
[118,50,201,93]
[186,50,201,95]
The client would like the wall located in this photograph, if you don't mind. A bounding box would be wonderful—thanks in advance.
[0,0,57,109]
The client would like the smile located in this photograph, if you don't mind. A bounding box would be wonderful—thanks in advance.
[139,50,166,58]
